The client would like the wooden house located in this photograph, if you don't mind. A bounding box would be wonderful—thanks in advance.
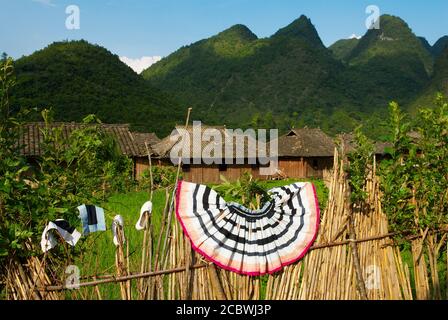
[131,132,161,178]
[149,125,270,184]
[18,122,156,180]
[276,128,335,179]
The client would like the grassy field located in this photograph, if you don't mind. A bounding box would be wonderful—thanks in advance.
[70,178,328,299]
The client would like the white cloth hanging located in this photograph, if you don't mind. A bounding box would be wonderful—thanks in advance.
[112,215,125,246]
[135,201,153,231]
[41,220,81,253]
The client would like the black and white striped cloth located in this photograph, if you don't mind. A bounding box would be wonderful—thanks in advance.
[176,181,320,276]
[40,220,81,253]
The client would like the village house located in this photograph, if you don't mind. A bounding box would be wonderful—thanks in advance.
[131,131,161,178]
[141,125,344,184]
[20,122,396,185]
[275,128,335,180]
[147,124,271,184]
[18,122,158,180]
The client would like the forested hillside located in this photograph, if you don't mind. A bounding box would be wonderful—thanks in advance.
[10,40,185,136]
[143,14,444,137]
[6,14,447,139]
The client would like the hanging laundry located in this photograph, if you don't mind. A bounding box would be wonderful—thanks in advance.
[112,215,125,246]
[78,205,106,235]
[41,219,81,253]
[176,181,320,276]
[135,201,153,231]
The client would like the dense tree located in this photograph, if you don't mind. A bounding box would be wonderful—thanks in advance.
[10,40,185,137]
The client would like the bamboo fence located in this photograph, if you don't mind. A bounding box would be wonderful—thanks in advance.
[4,149,448,300]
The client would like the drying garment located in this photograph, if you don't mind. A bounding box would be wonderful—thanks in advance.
[78,205,106,235]
[112,215,125,246]
[176,181,320,276]
[135,201,153,231]
[41,220,81,253]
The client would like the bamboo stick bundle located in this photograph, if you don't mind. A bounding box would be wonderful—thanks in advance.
[138,202,153,298]
[28,254,61,300]
[193,265,201,300]
[294,149,413,300]
[5,256,60,300]
[411,238,430,300]
[346,155,413,300]
[217,268,234,300]
[426,232,447,300]
[298,151,356,300]
[114,223,130,300]
[151,188,171,300]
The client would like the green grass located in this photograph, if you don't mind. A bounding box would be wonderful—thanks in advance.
[399,245,448,299]
[70,179,328,299]
[71,188,170,299]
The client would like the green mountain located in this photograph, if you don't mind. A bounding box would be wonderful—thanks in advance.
[432,36,448,57]
[412,47,448,111]
[346,15,433,74]
[8,15,442,139]
[336,15,434,110]
[418,37,433,54]
[272,15,324,47]
[142,15,434,135]
[329,38,360,61]
[143,15,348,131]
[343,15,433,106]
[11,40,184,136]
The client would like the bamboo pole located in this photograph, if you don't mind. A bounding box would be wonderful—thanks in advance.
[43,264,209,292]
[208,264,227,300]
[161,108,192,265]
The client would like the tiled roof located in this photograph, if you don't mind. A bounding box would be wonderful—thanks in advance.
[18,122,142,157]
[276,128,336,157]
[152,125,268,160]
[131,132,160,156]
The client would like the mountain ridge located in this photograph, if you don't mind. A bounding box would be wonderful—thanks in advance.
[8,14,448,138]
[142,14,441,134]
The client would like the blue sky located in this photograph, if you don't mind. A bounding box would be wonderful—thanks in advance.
[1,0,447,61]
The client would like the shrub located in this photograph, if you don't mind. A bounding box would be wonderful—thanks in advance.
[0,60,134,291]
[139,165,179,191]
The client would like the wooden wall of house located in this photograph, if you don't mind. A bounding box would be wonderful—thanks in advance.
[134,157,147,179]
[182,165,266,184]
[134,157,172,180]
[278,157,333,179]
[134,157,334,183]
[278,158,307,178]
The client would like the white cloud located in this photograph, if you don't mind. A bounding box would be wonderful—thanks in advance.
[119,56,162,74]
[32,0,56,7]
[349,34,362,40]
